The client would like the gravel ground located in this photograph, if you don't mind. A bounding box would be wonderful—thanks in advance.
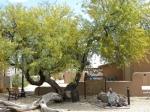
[0,93,150,112]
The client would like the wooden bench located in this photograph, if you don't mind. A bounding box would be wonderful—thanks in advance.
[7,87,19,100]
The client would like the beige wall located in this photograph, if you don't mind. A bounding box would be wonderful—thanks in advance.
[132,54,150,73]
[63,71,76,83]
[124,54,150,80]
[77,72,150,96]
[35,72,150,96]
[130,72,150,96]
[99,64,123,80]
[63,71,85,84]
[124,64,131,81]
[78,72,150,96]
[107,81,131,95]
[77,80,105,95]
[133,63,150,73]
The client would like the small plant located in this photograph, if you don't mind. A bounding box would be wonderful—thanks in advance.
[12,74,28,87]
[12,74,20,87]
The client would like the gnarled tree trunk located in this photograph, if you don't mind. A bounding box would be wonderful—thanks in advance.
[25,68,83,98]
[25,69,64,95]
[0,67,83,112]
[44,75,63,96]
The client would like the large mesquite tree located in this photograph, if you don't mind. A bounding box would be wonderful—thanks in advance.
[0,4,93,97]
[0,0,149,111]
[0,4,91,112]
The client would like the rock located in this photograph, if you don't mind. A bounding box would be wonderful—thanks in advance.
[107,91,119,106]
[118,95,127,106]
[97,92,127,107]
[97,92,108,103]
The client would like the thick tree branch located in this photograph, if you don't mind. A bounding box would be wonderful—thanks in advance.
[44,75,63,95]
[25,69,45,86]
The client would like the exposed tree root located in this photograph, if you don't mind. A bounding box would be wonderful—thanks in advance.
[0,92,63,112]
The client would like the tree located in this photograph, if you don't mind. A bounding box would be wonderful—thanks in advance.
[0,38,14,74]
[140,1,150,37]
[83,0,150,66]
[0,1,149,111]
[0,4,92,112]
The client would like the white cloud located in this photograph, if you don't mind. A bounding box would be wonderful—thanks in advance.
[8,0,28,3]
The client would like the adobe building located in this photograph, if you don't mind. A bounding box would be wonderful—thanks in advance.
[98,64,123,81]
[97,54,150,81]
[63,68,104,83]
[0,67,15,92]
[122,54,150,81]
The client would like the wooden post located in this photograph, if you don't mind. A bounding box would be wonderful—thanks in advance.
[84,73,88,99]
[127,87,130,105]
[104,76,107,92]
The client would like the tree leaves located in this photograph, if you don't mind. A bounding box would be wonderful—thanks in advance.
[0,4,84,76]
[84,0,150,66]
[0,0,149,76]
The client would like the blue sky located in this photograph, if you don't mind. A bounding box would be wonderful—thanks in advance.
[0,0,83,15]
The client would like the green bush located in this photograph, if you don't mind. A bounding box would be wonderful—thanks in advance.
[12,74,28,87]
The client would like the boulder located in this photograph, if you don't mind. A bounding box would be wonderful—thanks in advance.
[97,92,108,103]
[118,95,127,106]
[97,92,127,107]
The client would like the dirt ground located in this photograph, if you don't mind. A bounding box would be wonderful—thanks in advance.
[0,93,150,112]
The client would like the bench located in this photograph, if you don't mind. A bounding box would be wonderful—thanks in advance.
[141,86,150,98]
[7,88,19,100]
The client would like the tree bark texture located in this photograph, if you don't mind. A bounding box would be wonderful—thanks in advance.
[25,68,83,98]
[0,92,63,112]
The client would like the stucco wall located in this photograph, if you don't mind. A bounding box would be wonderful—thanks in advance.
[106,81,131,95]
[35,72,150,96]
[78,72,150,96]
[77,80,105,95]
[132,53,150,72]
[63,71,85,83]
[99,64,123,80]
[63,71,76,84]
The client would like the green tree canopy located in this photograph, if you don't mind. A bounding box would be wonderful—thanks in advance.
[0,37,14,70]
[0,4,91,94]
[83,0,150,66]
[0,4,83,73]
